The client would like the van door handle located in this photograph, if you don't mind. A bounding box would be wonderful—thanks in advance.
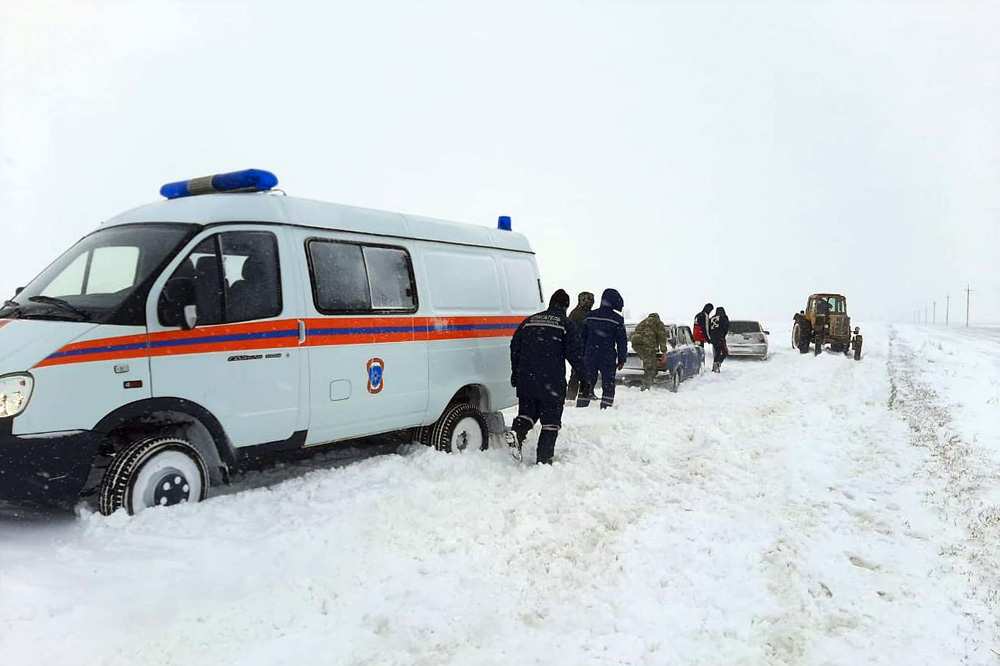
[298,320,307,345]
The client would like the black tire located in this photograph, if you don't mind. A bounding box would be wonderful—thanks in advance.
[431,402,488,453]
[414,425,434,447]
[98,437,209,516]
[669,367,682,393]
[791,322,801,350]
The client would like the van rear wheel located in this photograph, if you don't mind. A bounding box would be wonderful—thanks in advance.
[98,437,209,516]
[432,403,488,453]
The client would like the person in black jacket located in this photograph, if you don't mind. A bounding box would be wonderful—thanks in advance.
[576,288,628,409]
[509,289,585,464]
[709,306,730,372]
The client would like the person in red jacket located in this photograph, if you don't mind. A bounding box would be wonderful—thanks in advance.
[693,303,713,346]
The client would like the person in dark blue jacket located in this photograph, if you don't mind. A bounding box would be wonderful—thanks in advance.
[576,288,628,409]
[509,289,585,464]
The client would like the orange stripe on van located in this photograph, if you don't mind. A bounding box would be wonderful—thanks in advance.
[34,315,525,368]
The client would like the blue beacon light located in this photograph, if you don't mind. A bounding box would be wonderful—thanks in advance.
[498,215,512,231]
[160,169,279,199]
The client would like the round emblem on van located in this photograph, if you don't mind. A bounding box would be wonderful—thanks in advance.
[366,357,385,394]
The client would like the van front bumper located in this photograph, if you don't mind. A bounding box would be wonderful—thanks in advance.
[0,428,103,506]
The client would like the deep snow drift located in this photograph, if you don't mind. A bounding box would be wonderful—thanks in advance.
[1,324,997,665]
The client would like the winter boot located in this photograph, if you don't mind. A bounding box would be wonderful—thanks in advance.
[712,361,720,373]
[536,426,558,464]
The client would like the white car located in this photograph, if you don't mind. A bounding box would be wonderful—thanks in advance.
[725,320,769,359]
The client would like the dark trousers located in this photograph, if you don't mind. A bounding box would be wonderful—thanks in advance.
[577,361,617,409]
[513,397,564,464]
[566,369,581,402]
[712,339,728,365]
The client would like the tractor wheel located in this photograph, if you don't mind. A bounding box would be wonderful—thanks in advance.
[791,323,801,350]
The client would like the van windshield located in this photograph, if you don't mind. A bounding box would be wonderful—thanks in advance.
[1,223,197,325]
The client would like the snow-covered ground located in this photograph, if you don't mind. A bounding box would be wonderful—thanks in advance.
[1,324,998,665]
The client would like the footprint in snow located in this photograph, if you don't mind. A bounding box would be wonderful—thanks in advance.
[847,554,881,571]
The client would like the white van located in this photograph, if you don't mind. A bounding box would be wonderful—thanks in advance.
[0,170,542,514]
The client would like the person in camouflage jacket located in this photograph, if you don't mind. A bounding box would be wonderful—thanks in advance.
[631,312,669,390]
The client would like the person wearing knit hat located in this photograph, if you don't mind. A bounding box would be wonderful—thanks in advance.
[509,289,585,464]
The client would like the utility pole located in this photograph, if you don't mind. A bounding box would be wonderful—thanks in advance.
[945,294,950,326]
[924,306,928,324]
[964,284,973,327]
[933,300,936,324]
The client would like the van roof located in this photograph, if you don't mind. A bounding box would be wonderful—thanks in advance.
[102,193,533,254]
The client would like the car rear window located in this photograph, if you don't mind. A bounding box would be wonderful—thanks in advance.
[729,321,761,334]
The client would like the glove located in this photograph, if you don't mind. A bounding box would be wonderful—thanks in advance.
[510,373,517,388]
[617,361,625,371]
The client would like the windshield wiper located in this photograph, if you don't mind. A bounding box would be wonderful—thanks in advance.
[27,295,89,321]
[0,299,22,318]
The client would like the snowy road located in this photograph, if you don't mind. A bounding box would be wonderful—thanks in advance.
[1,324,997,665]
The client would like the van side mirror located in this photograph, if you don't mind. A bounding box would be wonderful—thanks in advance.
[159,277,197,330]
[763,330,770,335]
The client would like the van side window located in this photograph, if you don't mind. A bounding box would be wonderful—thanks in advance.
[307,240,416,314]
[364,247,416,310]
[222,232,282,323]
[158,231,281,327]
[308,242,371,311]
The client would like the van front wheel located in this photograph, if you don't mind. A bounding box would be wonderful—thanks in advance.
[98,437,209,516]
[432,403,488,454]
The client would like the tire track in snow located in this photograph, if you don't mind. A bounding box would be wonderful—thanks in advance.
[887,325,1000,649]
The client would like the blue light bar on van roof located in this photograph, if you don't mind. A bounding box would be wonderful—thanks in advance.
[498,215,512,231]
[160,169,278,199]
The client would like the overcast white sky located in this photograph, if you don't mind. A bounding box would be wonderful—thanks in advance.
[2,0,998,326]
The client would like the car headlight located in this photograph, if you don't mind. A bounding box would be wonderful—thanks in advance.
[0,373,34,418]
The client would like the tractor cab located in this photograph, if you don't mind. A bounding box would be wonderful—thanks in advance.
[793,293,855,355]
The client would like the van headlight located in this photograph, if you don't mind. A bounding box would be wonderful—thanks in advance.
[0,373,34,418]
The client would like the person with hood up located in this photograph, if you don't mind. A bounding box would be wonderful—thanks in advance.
[693,303,713,346]
[509,289,585,464]
[708,306,730,372]
[565,291,595,402]
[576,288,628,409]
[631,312,669,391]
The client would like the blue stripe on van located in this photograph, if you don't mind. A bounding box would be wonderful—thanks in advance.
[146,329,299,349]
[45,341,150,360]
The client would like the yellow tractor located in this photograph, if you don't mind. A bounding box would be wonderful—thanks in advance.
[792,293,856,356]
